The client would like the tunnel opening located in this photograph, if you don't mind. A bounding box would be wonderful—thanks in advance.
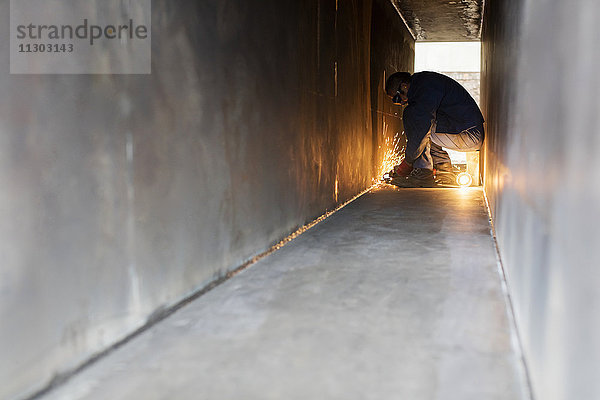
[414,41,482,185]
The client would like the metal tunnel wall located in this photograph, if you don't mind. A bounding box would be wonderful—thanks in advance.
[0,1,413,398]
[481,0,600,399]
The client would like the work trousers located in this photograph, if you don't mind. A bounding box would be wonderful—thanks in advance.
[411,120,484,170]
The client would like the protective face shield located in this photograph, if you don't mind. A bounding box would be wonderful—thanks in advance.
[391,88,408,105]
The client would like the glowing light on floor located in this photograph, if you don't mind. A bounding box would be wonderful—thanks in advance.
[457,172,473,187]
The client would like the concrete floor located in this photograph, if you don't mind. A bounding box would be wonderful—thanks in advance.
[40,186,529,400]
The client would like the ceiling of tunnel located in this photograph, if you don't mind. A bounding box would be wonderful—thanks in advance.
[391,0,484,41]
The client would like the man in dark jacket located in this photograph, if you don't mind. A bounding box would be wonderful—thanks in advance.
[385,71,484,187]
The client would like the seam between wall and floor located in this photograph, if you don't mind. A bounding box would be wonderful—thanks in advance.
[25,184,531,400]
[24,184,378,400]
[482,188,535,400]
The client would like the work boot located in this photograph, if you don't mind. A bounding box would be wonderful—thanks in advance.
[434,162,454,173]
[434,162,457,185]
[391,168,436,188]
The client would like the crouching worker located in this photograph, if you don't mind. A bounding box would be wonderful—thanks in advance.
[385,71,484,187]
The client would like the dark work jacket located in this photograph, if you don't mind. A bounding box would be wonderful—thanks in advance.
[403,71,484,162]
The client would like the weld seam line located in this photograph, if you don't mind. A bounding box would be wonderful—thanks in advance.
[25,184,377,400]
[389,0,416,40]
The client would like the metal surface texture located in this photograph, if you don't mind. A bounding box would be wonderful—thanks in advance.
[392,0,484,41]
[371,0,415,177]
[481,0,600,399]
[39,187,528,400]
[0,1,414,398]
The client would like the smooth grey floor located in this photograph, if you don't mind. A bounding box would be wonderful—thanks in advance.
[41,186,529,400]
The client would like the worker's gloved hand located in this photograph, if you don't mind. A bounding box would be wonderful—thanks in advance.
[393,160,413,178]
